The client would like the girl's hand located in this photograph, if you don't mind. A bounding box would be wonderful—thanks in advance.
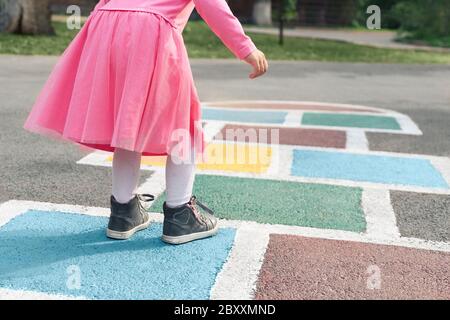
[244,49,268,79]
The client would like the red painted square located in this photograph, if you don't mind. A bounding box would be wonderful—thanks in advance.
[215,125,346,148]
[255,235,450,300]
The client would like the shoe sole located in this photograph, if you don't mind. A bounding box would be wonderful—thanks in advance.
[106,216,151,240]
[161,225,219,245]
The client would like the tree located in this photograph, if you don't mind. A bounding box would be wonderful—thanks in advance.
[253,0,272,25]
[0,0,54,35]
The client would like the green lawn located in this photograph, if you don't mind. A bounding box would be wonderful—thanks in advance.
[397,34,450,49]
[1,20,449,64]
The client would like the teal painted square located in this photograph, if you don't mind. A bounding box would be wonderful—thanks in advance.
[291,150,448,189]
[152,175,366,232]
[301,113,401,130]
[0,211,235,300]
[202,108,287,124]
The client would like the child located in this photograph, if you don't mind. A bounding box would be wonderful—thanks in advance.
[23,0,268,244]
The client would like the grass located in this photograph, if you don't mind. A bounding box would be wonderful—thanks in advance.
[396,33,450,49]
[1,19,450,64]
[185,22,450,64]
[0,21,78,55]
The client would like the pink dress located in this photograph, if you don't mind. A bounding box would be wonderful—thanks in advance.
[23,0,256,156]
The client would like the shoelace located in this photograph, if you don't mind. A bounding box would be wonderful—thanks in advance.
[188,196,214,225]
[136,193,155,212]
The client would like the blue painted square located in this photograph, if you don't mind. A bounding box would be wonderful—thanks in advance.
[202,108,287,124]
[0,211,236,300]
[291,150,449,189]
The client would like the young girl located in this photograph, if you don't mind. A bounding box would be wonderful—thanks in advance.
[23,0,268,244]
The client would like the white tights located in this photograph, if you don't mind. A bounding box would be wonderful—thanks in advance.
[112,148,196,207]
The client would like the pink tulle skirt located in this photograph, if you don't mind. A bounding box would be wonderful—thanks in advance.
[24,9,204,156]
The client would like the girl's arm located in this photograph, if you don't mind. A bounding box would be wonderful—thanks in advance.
[193,0,257,60]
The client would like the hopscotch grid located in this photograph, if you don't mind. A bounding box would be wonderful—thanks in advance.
[362,188,401,240]
[202,102,421,135]
[210,227,270,300]
[11,101,445,299]
[2,200,450,301]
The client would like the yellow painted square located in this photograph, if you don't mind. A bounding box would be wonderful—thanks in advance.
[106,143,272,173]
[198,143,272,173]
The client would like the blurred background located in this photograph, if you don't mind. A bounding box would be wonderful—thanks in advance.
[0,0,449,61]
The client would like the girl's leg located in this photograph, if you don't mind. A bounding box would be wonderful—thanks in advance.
[162,149,218,245]
[108,148,149,240]
[112,147,142,204]
[165,152,196,208]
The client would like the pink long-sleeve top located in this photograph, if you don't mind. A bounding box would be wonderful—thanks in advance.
[93,0,257,60]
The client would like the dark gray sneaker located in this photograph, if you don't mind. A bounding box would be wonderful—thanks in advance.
[162,196,218,245]
[106,194,154,240]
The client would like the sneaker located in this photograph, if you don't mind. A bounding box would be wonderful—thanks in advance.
[162,196,218,245]
[106,194,154,240]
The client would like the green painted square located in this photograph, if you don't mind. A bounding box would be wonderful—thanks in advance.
[302,113,401,130]
[151,175,366,232]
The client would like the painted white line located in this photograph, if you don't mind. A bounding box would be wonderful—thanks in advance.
[77,150,164,172]
[202,102,421,135]
[0,288,86,300]
[0,200,30,228]
[210,225,269,300]
[202,100,397,114]
[267,145,291,176]
[346,129,369,151]
[429,157,450,189]
[203,122,225,142]
[256,224,450,253]
[136,170,166,200]
[0,199,110,221]
[362,188,400,240]
[282,111,302,126]
[264,143,280,176]
[76,150,111,166]
[396,114,423,135]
